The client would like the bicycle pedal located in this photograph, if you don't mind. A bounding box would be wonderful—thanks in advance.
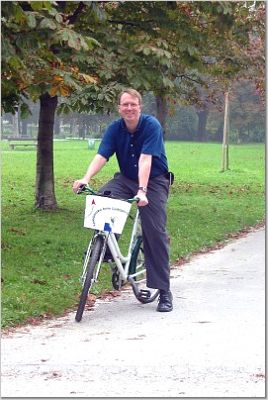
[138,289,151,299]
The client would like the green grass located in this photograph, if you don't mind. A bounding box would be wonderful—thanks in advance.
[1,140,265,327]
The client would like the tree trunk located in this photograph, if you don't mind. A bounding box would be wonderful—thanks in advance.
[221,91,230,172]
[78,122,85,139]
[12,111,20,136]
[155,93,167,137]
[21,119,28,137]
[35,93,58,210]
[78,114,87,139]
[70,119,74,136]
[196,109,209,142]
[17,110,22,136]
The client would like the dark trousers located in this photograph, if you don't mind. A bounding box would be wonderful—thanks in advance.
[100,173,170,291]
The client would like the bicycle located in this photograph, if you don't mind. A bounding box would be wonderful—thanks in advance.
[75,185,160,322]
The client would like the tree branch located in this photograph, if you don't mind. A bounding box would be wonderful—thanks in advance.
[108,19,154,27]
[178,74,203,85]
[67,2,86,24]
[56,1,86,25]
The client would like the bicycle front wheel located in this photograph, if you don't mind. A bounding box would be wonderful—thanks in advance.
[75,235,103,322]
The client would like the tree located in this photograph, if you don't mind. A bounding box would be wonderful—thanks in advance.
[232,1,265,103]
[68,1,253,131]
[36,93,58,208]
[229,79,265,143]
[101,1,261,133]
[221,91,230,172]
[2,1,107,209]
[2,1,265,209]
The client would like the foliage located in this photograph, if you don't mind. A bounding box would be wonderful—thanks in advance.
[57,82,124,115]
[1,140,265,327]
[2,78,264,143]
[99,2,247,95]
[167,106,198,141]
[204,79,265,143]
[1,1,265,212]
[164,2,265,121]
[1,1,102,114]
[3,1,264,115]
[234,1,265,101]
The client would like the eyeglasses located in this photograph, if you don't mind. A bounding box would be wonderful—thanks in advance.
[119,102,140,109]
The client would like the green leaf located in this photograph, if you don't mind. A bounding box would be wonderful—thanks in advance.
[67,36,79,49]
[13,5,26,24]
[57,28,69,42]
[143,47,151,56]
[8,56,23,69]
[55,13,63,24]
[187,45,197,56]
[26,13,37,29]
[31,2,54,12]
[84,36,100,49]
[39,17,57,30]
[162,76,174,89]
[20,102,31,119]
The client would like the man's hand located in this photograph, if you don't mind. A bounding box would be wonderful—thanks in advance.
[136,190,148,206]
[72,179,89,194]
[72,155,107,194]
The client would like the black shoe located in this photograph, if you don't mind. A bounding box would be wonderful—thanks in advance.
[156,290,173,312]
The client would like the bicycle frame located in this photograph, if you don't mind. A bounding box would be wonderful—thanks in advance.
[81,205,141,287]
[76,184,159,312]
[107,207,141,280]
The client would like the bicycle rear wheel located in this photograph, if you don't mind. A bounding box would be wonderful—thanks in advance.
[75,235,103,322]
[128,236,159,304]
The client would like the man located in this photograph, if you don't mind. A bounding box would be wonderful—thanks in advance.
[73,88,173,312]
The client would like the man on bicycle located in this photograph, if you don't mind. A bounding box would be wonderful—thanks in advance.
[73,88,173,312]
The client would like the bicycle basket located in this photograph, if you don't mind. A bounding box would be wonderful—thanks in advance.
[84,195,131,234]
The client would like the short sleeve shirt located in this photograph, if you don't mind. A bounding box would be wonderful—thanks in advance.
[97,114,168,181]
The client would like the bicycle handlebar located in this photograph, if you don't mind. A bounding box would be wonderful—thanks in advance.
[76,184,97,195]
[76,184,140,203]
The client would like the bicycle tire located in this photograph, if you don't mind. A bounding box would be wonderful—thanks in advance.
[75,236,103,322]
[129,235,143,276]
[129,236,159,304]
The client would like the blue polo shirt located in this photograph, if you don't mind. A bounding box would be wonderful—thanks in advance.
[97,114,168,182]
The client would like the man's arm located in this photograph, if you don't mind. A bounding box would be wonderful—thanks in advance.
[136,154,152,206]
[72,154,107,193]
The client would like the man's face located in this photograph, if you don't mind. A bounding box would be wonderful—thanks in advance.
[118,93,141,124]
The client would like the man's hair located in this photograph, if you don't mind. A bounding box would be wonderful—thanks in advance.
[118,88,142,105]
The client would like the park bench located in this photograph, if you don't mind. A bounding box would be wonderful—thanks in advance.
[7,137,37,150]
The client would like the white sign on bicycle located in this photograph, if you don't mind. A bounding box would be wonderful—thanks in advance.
[84,195,131,234]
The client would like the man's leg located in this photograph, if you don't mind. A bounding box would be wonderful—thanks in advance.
[99,172,134,199]
[102,173,171,292]
[139,175,170,291]
[99,173,172,311]
[139,175,173,312]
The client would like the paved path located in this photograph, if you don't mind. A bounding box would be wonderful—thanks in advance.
[1,228,265,398]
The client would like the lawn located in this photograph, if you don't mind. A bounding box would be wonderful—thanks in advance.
[1,140,265,327]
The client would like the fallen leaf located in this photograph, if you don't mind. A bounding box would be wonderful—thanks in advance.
[31,279,47,285]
